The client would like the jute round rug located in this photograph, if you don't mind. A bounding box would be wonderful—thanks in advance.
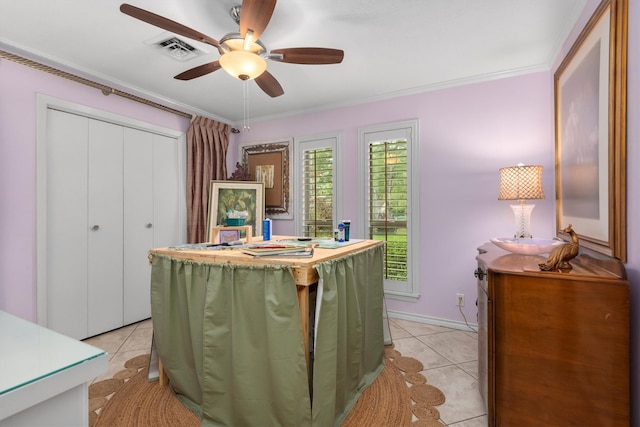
[89,347,446,426]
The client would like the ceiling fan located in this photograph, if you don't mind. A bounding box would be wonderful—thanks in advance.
[120,0,344,98]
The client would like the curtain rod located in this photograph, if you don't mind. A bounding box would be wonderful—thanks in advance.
[0,49,191,119]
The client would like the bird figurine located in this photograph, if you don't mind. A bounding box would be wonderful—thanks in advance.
[539,224,579,271]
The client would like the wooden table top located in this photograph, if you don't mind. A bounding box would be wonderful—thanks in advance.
[149,236,384,286]
[477,242,627,280]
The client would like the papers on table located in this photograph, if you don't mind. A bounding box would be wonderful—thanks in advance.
[241,244,314,257]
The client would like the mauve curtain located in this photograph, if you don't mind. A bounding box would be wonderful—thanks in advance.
[186,116,231,243]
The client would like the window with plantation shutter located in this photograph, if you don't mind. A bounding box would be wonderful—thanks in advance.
[359,120,420,298]
[302,147,334,237]
[294,134,341,237]
[369,139,408,280]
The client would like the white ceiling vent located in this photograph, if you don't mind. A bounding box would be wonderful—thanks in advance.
[146,34,206,62]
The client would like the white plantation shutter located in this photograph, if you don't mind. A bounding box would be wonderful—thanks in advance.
[359,121,420,298]
[294,134,340,237]
[368,139,408,281]
[302,147,334,237]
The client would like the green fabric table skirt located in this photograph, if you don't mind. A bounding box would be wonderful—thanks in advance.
[150,244,385,426]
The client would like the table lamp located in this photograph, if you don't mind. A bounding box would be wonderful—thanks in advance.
[498,164,545,239]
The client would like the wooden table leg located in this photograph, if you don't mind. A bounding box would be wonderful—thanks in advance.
[158,358,168,386]
[297,285,310,373]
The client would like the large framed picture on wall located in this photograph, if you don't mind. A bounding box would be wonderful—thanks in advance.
[239,138,293,219]
[554,0,627,261]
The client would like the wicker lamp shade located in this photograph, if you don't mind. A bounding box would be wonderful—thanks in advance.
[498,164,544,239]
[498,165,545,200]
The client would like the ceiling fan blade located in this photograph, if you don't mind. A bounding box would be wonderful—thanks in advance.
[120,3,219,47]
[174,61,222,80]
[255,71,284,98]
[270,48,344,65]
[239,0,276,41]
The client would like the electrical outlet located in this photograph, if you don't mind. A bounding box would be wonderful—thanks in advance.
[456,293,465,307]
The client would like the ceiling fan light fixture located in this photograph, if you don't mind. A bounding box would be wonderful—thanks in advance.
[243,30,255,51]
[219,33,265,54]
[219,50,267,80]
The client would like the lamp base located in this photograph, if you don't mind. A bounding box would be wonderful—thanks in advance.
[510,203,535,239]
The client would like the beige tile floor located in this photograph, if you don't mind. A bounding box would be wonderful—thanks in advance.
[84,317,487,426]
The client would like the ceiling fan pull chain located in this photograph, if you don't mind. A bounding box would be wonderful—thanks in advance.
[243,80,250,132]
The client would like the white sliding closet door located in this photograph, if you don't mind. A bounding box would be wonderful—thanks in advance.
[46,110,89,339]
[123,131,180,323]
[87,119,124,336]
[153,134,181,247]
[123,128,153,324]
[44,105,183,339]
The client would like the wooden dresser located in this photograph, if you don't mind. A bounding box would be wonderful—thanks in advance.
[476,243,629,426]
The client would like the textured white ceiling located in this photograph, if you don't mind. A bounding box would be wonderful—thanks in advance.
[0,0,586,124]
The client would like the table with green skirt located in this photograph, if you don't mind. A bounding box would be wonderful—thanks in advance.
[148,238,386,426]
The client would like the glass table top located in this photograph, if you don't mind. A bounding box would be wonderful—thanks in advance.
[0,310,106,395]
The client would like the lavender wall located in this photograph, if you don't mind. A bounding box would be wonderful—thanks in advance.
[626,0,640,419]
[231,71,556,325]
[0,59,190,321]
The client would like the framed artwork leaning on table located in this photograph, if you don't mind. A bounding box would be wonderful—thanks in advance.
[206,180,264,242]
[218,229,240,243]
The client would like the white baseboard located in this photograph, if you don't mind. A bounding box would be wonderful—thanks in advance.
[387,309,478,333]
